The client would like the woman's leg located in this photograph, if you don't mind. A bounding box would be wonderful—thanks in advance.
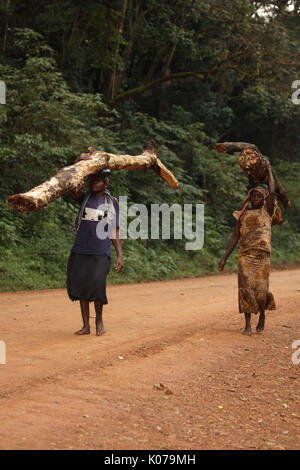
[75,299,90,335]
[256,310,265,332]
[243,312,252,335]
[95,300,105,336]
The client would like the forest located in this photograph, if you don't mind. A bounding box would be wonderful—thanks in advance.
[0,0,299,291]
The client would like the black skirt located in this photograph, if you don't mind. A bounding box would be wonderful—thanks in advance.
[67,253,111,304]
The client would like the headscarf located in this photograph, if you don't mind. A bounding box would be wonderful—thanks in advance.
[89,168,111,185]
[238,184,269,223]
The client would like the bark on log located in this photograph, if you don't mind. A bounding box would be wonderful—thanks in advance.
[7,146,179,214]
[215,141,291,209]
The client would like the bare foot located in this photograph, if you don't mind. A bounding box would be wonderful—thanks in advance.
[242,328,252,336]
[96,326,106,336]
[74,326,90,335]
[256,313,265,333]
[256,324,264,333]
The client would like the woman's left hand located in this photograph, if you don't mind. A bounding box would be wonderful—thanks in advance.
[115,256,124,273]
[265,158,272,170]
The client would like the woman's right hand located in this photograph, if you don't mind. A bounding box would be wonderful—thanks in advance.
[70,179,85,200]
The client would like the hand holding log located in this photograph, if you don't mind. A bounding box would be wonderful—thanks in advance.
[7,143,179,213]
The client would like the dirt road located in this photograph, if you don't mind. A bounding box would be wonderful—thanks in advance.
[0,269,299,450]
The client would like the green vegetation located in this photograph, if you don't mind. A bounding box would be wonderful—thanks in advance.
[0,1,299,292]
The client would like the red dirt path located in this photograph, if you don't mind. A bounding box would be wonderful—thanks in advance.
[0,269,299,450]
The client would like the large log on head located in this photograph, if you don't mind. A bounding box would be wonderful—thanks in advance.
[7,144,179,213]
[215,141,291,209]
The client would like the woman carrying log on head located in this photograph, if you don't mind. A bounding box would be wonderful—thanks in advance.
[67,161,123,336]
[7,142,180,336]
[218,159,276,336]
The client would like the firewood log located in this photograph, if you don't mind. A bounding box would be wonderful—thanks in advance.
[7,144,179,213]
[215,142,291,209]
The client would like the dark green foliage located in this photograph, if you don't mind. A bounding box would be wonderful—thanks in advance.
[0,1,299,291]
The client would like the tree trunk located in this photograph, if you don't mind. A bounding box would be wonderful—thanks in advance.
[7,146,179,213]
[2,0,10,54]
[215,141,291,209]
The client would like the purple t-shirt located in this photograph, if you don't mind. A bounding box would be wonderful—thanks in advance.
[72,192,120,257]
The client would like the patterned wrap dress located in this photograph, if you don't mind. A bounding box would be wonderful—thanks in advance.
[233,206,276,314]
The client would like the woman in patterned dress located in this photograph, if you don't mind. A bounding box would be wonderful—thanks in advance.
[218,159,276,335]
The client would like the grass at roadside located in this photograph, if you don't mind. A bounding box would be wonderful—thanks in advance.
[0,221,299,292]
